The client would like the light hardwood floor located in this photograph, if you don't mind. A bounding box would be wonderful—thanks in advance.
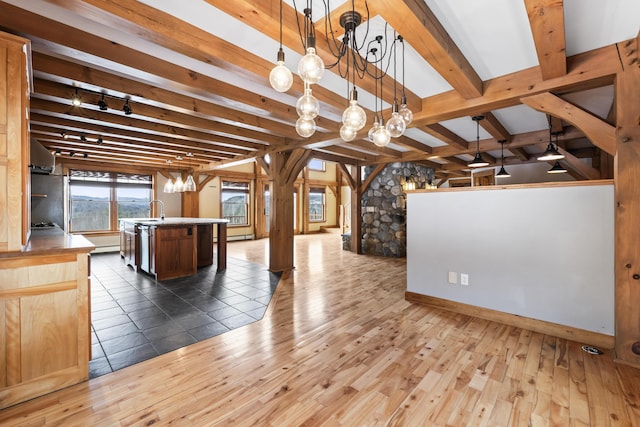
[2,233,640,426]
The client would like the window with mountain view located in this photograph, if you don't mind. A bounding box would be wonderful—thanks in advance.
[69,170,152,232]
[309,187,325,223]
[221,180,250,226]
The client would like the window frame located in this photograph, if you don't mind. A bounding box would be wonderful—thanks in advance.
[68,169,153,233]
[307,158,325,172]
[220,179,251,227]
[308,186,326,223]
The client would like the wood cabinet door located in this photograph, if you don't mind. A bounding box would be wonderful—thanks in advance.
[0,253,90,409]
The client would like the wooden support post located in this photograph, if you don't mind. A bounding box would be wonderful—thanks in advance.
[268,149,310,274]
[350,164,362,254]
[615,36,640,366]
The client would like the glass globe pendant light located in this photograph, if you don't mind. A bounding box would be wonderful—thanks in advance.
[297,8,324,85]
[296,117,316,138]
[368,116,380,142]
[398,36,413,126]
[373,117,391,147]
[173,155,185,192]
[340,124,357,142]
[184,152,196,192]
[342,88,366,132]
[163,159,174,193]
[387,100,406,138]
[269,2,293,92]
[296,82,319,119]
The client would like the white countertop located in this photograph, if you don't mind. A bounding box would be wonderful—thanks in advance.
[121,217,229,226]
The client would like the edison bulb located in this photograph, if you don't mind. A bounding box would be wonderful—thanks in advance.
[296,88,319,119]
[340,125,357,142]
[269,61,293,92]
[399,103,413,126]
[298,47,324,84]
[373,126,391,147]
[342,100,367,131]
[368,121,380,142]
[386,111,406,138]
[296,117,316,138]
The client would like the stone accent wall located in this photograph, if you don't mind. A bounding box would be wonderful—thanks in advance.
[361,162,434,257]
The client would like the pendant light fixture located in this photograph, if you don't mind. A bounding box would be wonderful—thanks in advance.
[548,161,567,174]
[495,139,511,178]
[269,0,293,93]
[163,159,175,193]
[71,88,82,106]
[538,119,564,161]
[468,115,489,168]
[372,66,391,147]
[398,36,413,126]
[174,155,185,192]
[297,7,324,85]
[386,34,406,138]
[184,152,197,192]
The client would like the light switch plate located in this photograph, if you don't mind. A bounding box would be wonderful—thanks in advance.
[448,272,457,284]
[461,274,469,286]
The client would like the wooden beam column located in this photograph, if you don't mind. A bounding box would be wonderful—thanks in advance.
[349,165,362,254]
[269,149,311,274]
[614,36,640,366]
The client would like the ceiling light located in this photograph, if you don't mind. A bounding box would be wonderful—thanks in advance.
[69,151,75,157]
[468,115,489,168]
[270,3,411,141]
[184,153,196,192]
[496,139,511,178]
[80,133,87,142]
[163,159,175,193]
[97,94,108,111]
[269,1,293,93]
[174,156,185,192]
[71,88,82,106]
[122,99,133,115]
[548,161,567,174]
[54,149,61,156]
[83,153,88,159]
[60,130,68,139]
[538,119,564,161]
[96,136,103,145]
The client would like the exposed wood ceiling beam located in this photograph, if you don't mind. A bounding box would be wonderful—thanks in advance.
[413,43,621,125]
[524,0,567,80]
[421,124,468,150]
[376,0,483,99]
[481,112,512,142]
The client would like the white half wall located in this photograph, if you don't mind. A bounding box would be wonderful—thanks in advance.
[407,182,614,335]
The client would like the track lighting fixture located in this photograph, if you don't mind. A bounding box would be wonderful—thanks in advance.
[495,139,511,178]
[97,94,108,111]
[468,115,489,168]
[123,99,133,115]
[54,149,61,156]
[83,153,88,159]
[80,133,87,142]
[71,88,82,106]
[60,130,68,139]
[69,151,76,157]
[96,136,103,145]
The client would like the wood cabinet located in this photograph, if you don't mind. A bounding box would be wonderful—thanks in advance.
[0,31,31,252]
[197,223,213,268]
[122,221,138,271]
[150,225,196,281]
[0,234,93,409]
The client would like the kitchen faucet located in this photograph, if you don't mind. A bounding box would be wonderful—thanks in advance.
[149,199,165,220]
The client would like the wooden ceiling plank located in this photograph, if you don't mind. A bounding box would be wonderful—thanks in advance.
[32,53,300,140]
[30,98,258,155]
[413,42,621,126]
[377,0,483,99]
[33,78,283,147]
[524,0,567,80]
[30,114,240,158]
[521,92,616,155]
[0,2,303,125]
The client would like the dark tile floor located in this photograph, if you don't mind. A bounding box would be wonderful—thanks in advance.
[89,252,280,378]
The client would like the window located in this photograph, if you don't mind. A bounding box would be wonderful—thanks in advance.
[221,180,250,226]
[309,187,326,222]
[308,158,325,171]
[69,170,152,232]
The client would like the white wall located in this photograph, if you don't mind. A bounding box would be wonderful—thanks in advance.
[407,183,614,335]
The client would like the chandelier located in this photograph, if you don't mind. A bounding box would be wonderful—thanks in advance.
[268,0,413,146]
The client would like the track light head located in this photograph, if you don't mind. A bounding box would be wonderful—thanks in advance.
[98,94,108,111]
[123,99,132,115]
[96,136,103,145]
[71,88,82,106]
[80,133,87,142]
[69,151,76,157]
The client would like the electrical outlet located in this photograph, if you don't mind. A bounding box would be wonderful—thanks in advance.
[448,272,457,284]
[461,274,469,286]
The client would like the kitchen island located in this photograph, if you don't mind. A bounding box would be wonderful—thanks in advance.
[121,217,228,280]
